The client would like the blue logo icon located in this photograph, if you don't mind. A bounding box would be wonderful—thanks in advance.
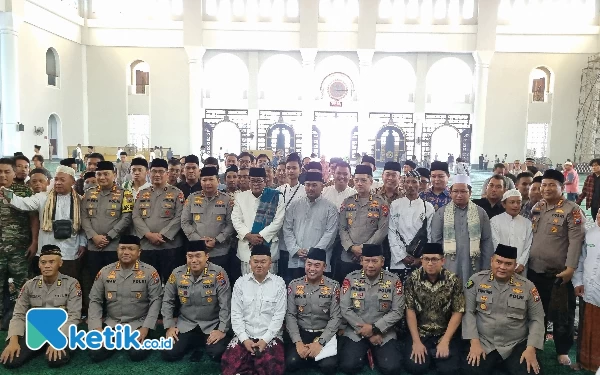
[26,308,68,350]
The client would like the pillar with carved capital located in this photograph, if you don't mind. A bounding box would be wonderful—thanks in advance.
[357,49,374,155]
[300,48,317,158]
[471,51,494,162]
[185,46,206,155]
[0,12,21,156]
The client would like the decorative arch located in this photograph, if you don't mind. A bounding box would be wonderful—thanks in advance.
[46,48,60,87]
[426,57,473,103]
[130,60,150,94]
[267,123,296,155]
[530,66,553,102]
[422,113,471,162]
[213,121,242,156]
[204,53,249,100]
[375,126,407,166]
[48,113,61,158]
[258,54,302,100]
[372,57,417,103]
[203,109,251,157]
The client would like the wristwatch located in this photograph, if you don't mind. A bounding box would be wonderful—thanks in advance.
[318,337,326,346]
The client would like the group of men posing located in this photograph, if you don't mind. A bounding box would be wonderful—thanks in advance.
[0,150,589,375]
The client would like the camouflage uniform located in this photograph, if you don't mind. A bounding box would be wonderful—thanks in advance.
[0,182,33,318]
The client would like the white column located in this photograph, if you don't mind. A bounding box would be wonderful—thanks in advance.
[186,46,206,155]
[471,51,494,161]
[357,49,374,155]
[300,48,317,157]
[0,12,21,156]
[81,45,89,147]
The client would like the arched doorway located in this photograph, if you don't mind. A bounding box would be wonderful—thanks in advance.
[430,126,461,163]
[212,121,242,156]
[48,114,60,159]
[375,126,406,167]
[312,125,321,157]
[267,124,295,155]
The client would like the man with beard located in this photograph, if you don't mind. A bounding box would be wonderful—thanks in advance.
[285,248,341,375]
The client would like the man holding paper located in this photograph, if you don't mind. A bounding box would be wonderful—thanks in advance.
[285,248,341,375]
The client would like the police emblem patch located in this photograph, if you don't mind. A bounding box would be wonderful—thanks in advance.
[466,280,474,289]
[531,287,541,302]
[342,279,350,294]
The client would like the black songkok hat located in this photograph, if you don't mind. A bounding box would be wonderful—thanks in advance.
[226,165,239,174]
[532,176,543,184]
[430,161,449,173]
[383,162,402,172]
[495,244,518,259]
[286,153,301,163]
[542,169,564,184]
[131,158,149,169]
[185,154,200,165]
[60,158,76,166]
[40,244,62,257]
[416,168,430,179]
[330,157,344,164]
[404,160,417,169]
[307,248,326,262]
[305,171,323,182]
[249,168,266,178]
[354,165,373,176]
[84,172,96,180]
[422,243,444,256]
[361,155,376,166]
[96,161,115,171]
[200,166,218,177]
[526,157,535,162]
[251,244,271,257]
[119,235,141,246]
[362,244,383,257]
[188,240,207,252]
[150,158,168,169]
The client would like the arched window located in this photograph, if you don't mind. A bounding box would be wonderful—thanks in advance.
[131,60,150,94]
[46,48,59,87]
[204,53,249,100]
[531,67,552,102]
[372,56,416,103]
[258,54,302,100]
[48,114,60,158]
[426,57,473,104]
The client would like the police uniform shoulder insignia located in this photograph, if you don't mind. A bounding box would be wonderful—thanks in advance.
[382,204,389,217]
[151,271,160,285]
[573,209,583,225]
[466,279,474,289]
[531,287,541,302]
[75,281,82,297]
[395,279,403,295]
[95,270,102,281]
[216,271,226,286]
[168,273,176,284]
[178,192,185,204]
[342,278,351,294]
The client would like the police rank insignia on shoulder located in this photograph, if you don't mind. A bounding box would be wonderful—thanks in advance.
[395,280,403,296]
[168,274,176,284]
[531,287,541,302]
[466,280,474,289]
[95,271,102,281]
[573,209,582,225]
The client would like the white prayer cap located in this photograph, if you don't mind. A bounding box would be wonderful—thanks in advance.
[452,174,471,185]
[55,165,75,178]
[502,189,522,202]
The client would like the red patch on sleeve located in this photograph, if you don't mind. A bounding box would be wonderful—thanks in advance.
[382,205,389,217]
[395,280,403,296]
[342,279,350,294]
[178,192,185,204]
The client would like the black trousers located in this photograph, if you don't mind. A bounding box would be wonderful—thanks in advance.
[85,251,119,314]
[278,250,292,285]
[463,340,543,375]
[209,253,230,276]
[161,326,228,362]
[592,206,598,221]
[285,330,337,375]
[338,336,402,375]
[140,247,179,284]
[334,260,362,285]
[402,335,461,375]
[2,337,71,369]
[528,270,575,355]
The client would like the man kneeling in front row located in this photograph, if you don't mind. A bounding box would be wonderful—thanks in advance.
[0,245,82,369]
[463,244,545,375]
[87,235,163,362]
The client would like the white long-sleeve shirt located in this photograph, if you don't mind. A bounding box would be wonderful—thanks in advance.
[231,272,286,343]
[9,192,86,260]
[490,212,532,269]
[388,197,434,269]
[231,190,286,262]
[277,182,306,252]
[573,225,600,308]
[322,185,357,212]
[283,196,339,270]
